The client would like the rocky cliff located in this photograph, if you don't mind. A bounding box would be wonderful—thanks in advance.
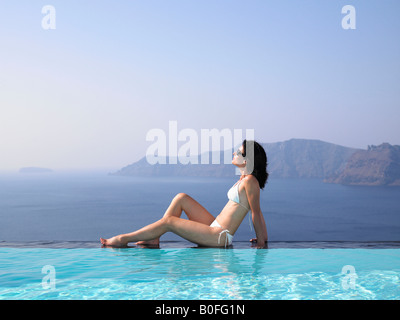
[113,139,400,186]
[324,143,400,186]
[264,139,358,179]
[112,139,358,180]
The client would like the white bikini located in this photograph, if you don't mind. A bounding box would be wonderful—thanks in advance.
[227,180,251,211]
[210,180,250,247]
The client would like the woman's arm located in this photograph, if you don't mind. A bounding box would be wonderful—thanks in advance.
[244,176,268,248]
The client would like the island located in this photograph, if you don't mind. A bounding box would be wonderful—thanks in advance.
[112,139,357,180]
[324,143,400,186]
[19,167,53,174]
[113,139,400,187]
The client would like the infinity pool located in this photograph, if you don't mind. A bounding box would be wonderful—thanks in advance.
[1,243,399,300]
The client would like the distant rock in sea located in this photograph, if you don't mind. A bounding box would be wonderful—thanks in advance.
[324,143,400,186]
[19,167,53,174]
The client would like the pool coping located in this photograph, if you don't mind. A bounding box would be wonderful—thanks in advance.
[1,240,399,249]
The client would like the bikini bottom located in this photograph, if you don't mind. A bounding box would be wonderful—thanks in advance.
[210,219,233,247]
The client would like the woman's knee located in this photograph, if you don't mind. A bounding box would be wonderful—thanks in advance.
[161,216,176,231]
[175,192,188,199]
[173,193,189,203]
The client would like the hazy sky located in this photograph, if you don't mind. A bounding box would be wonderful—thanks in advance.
[1,0,399,171]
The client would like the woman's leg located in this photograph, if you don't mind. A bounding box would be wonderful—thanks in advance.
[136,193,215,245]
[162,193,215,223]
[101,215,224,247]
[100,193,216,247]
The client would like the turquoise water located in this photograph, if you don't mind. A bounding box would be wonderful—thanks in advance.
[1,247,399,300]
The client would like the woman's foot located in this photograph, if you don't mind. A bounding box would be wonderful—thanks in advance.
[135,238,160,246]
[100,236,127,248]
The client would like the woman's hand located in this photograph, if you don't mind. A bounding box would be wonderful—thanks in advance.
[250,238,268,248]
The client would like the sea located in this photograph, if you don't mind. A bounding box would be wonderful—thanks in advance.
[0,172,399,243]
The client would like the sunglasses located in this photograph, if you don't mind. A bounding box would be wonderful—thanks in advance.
[235,149,245,157]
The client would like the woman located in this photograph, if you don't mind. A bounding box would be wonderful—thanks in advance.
[100,140,269,248]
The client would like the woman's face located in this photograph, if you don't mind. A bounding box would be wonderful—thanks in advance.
[232,145,246,168]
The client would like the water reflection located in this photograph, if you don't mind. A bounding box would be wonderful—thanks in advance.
[103,246,271,299]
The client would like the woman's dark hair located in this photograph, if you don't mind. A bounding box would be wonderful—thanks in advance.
[242,140,269,189]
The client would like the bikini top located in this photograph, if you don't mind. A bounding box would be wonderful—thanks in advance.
[227,180,250,211]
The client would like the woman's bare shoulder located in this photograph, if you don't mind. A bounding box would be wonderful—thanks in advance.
[243,175,260,189]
